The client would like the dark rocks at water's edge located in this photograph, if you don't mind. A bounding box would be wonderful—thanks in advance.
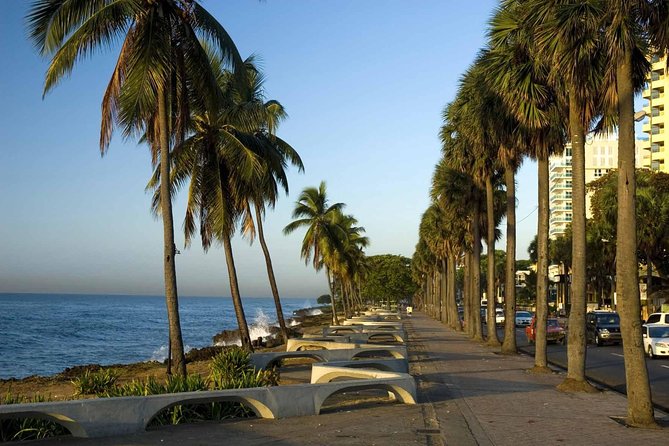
[211,306,331,347]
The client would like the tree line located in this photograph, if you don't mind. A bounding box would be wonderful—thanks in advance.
[412,0,668,428]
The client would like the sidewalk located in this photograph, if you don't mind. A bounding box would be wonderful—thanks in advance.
[408,312,668,445]
[41,312,667,445]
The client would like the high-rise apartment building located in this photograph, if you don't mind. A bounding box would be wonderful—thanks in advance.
[548,136,626,239]
[639,55,667,171]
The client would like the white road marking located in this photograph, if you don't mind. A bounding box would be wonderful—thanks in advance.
[661,365,669,369]
[611,353,625,358]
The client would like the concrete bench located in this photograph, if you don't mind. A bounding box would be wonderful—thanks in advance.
[310,358,409,378]
[250,347,407,370]
[341,320,404,329]
[285,340,407,359]
[310,331,405,344]
[0,378,416,439]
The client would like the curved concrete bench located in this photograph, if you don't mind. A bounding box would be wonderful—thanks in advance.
[310,358,409,379]
[314,331,405,344]
[341,320,404,329]
[310,364,406,384]
[250,347,407,370]
[286,340,407,359]
[324,326,407,336]
[301,334,351,342]
[0,378,416,438]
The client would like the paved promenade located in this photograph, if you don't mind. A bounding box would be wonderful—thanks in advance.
[43,311,668,445]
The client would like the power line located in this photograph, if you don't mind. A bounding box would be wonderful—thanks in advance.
[517,206,538,223]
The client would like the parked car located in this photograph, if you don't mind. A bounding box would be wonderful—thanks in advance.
[586,311,622,346]
[646,313,669,325]
[525,317,565,344]
[515,311,533,327]
[642,323,669,358]
[495,308,505,326]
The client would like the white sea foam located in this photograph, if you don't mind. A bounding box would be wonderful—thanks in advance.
[306,308,323,316]
[249,308,273,340]
[150,344,193,362]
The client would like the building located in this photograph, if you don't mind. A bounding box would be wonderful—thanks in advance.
[548,136,620,239]
[639,55,667,171]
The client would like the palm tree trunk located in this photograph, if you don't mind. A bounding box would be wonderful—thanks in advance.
[616,54,656,427]
[560,87,593,391]
[221,234,252,350]
[340,279,350,319]
[534,154,550,371]
[448,254,460,331]
[464,253,472,335]
[326,266,339,325]
[441,258,449,324]
[157,85,186,377]
[486,176,500,346]
[472,206,483,342]
[502,166,517,354]
[254,204,288,343]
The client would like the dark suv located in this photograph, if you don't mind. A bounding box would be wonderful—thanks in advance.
[586,311,622,346]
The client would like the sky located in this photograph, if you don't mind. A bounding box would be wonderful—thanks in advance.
[0,0,540,299]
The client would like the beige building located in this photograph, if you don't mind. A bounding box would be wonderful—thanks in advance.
[639,55,667,171]
[549,136,620,239]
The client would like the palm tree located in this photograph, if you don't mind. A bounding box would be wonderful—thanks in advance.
[284,182,345,325]
[602,1,668,427]
[232,64,304,344]
[27,0,245,376]
[486,0,567,372]
[522,0,609,392]
[152,57,288,351]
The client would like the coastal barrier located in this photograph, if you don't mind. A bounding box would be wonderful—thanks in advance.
[0,375,416,438]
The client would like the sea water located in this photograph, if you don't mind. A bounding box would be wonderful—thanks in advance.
[0,293,316,379]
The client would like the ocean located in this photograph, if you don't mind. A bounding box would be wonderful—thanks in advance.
[0,293,317,379]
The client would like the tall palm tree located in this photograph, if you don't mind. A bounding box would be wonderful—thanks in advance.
[284,182,345,325]
[151,57,284,351]
[523,0,609,392]
[487,0,567,372]
[601,1,668,427]
[232,64,304,344]
[27,0,245,376]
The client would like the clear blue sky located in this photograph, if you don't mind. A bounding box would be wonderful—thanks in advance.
[0,0,539,298]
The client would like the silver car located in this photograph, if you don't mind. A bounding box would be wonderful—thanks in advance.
[515,311,533,327]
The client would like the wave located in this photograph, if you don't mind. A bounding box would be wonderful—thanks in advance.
[150,344,193,362]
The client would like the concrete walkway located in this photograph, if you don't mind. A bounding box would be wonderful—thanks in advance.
[40,312,668,445]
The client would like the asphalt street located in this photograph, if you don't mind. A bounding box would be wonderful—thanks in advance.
[500,325,669,411]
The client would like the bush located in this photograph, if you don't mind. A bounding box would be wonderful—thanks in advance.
[71,368,119,395]
[209,346,278,389]
[0,394,68,442]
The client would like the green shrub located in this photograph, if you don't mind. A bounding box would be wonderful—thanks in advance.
[0,394,68,442]
[209,346,278,389]
[71,368,119,395]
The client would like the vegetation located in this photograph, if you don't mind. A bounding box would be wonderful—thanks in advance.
[360,255,417,307]
[26,0,249,377]
[1,394,67,442]
[71,368,119,396]
[284,183,368,323]
[413,0,668,427]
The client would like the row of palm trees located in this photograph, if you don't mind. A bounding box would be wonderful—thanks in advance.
[28,1,302,376]
[284,182,369,325]
[413,0,668,428]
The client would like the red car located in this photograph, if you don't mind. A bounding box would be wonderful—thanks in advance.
[525,317,566,344]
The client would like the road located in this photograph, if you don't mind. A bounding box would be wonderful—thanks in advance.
[486,324,669,412]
